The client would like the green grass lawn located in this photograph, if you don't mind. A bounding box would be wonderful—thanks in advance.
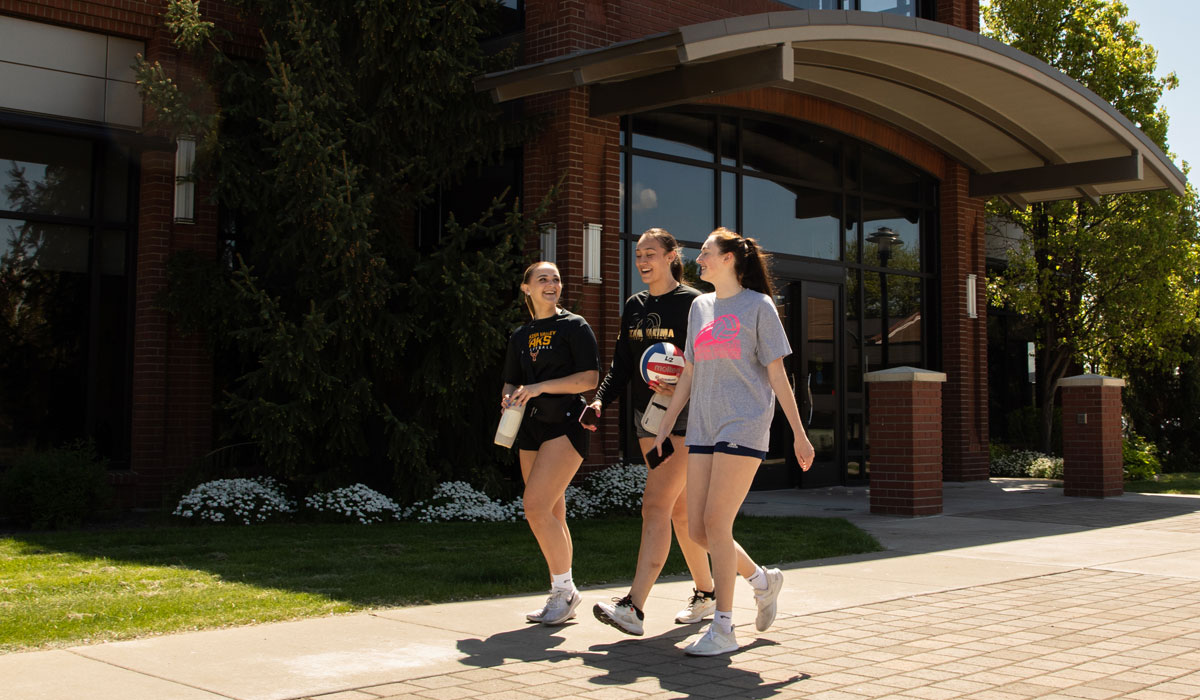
[1125,472,1200,494]
[0,515,879,653]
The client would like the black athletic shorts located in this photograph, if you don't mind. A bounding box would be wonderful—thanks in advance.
[517,414,590,460]
[688,441,767,461]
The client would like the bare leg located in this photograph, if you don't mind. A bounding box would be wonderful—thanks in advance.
[520,436,583,575]
[687,453,762,613]
[627,435,711,609]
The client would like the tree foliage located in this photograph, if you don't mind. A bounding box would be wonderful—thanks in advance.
[982,0,1200,453]
[135,0,540,498]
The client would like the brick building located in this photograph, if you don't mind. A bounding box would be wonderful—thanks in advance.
[0,0,1186,505]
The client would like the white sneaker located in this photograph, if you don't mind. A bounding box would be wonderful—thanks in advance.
[538,588,582,626]
[593,595,645,636]
[683,622,739,656]
[674,588,716,624]
[753,568,784,632]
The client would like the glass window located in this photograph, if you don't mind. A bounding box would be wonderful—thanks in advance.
[860,0,917,15]
[630,156,714,240]
[102,144,131,223]
[1,129,93,218]
[742,176,839,259]
[863,148,921,202]
[719,118,737,167]
[864,199,920,271]
[631,112,714,162]
[844,196,860,263]
[0,127,136,463]
[720,171,737,231]
[885,274,922,367]
[844,268,862,395]
[743,118,840,188]
[1,218,92,448]
[777,0,842,8]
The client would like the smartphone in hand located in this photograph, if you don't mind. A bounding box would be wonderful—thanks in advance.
[646,439,675,469]
[578,405,600,430]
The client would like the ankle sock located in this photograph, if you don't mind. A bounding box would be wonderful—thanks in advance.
[714,610,733,634]
[747,566,769,591]
[551,569,575,593]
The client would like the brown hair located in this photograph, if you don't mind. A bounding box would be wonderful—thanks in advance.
[639,228,684,283]
[709,227,776,299]
[521,261,559,318]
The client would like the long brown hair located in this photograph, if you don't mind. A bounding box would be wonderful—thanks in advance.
[521,261,560,318]
[709,227,776,299]
[639,228,684,283]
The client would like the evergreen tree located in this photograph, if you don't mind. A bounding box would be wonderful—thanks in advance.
[136,0,540,498]
[982,0,1200,454]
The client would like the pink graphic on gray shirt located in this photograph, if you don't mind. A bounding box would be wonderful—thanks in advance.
[694,314,742,360]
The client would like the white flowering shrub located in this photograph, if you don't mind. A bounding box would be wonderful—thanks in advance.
[564,463,646,519]
[400,463,647,523]
[173,477,296,524]
[402,481,522,523]
[990,450,1064,479]
[305,484,402,524]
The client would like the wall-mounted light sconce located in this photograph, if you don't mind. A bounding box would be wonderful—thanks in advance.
[584,223,602,283]
[540,223,557,263]
[966,273,978,319]
[174,136,196,224]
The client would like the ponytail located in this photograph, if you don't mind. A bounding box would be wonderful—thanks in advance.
[711,227,776,299]
[639,227,684,282]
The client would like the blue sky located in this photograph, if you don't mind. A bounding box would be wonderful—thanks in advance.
[1122,2,1197,178]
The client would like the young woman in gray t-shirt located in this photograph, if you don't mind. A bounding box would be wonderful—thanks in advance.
[650,227,815,657]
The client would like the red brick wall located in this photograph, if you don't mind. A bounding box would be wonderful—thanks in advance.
[866,378,944,516]
[1061,382,1124,498]
[937,0,979,31]
[939,162,989,481]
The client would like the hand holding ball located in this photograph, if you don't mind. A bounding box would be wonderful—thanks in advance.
[639,342,684,386]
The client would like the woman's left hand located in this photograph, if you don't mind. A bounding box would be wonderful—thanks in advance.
[794,433,816,472]
[648,380,676,396]
[509,383,544,407]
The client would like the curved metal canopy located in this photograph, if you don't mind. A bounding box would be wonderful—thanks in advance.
[476,10,1186,204]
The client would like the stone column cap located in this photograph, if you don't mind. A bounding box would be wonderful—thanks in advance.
[864,366,947,383]
[1058,373,1126,388]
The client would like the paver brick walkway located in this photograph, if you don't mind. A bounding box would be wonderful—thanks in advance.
[326,569,1200,700]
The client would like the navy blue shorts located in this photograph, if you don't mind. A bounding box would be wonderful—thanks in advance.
[687,441,767,461]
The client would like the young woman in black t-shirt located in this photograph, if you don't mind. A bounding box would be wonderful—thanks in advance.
[588,229,715,636]
[500,261,599,626]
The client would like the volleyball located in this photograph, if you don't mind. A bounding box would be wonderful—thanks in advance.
[639,342,685,385]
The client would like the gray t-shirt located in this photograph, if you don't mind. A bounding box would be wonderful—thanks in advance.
[684,289,792,451]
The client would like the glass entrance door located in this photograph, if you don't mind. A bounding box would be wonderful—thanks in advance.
[789,280,843,487]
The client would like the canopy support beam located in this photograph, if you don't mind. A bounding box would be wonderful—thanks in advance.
[590,43,793,117]
[970,154,1142,198]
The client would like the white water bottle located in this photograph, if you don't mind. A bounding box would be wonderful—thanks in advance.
[494,402,525,448]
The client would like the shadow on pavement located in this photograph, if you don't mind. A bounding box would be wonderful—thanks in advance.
[455,621,809,698]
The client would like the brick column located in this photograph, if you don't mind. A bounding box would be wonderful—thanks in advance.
[1060,374,1125,498]
[865,367,947,516]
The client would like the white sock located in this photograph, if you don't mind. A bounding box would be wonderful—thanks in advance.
[747,565,769,590]
[714,610,734,634]
[551,569,575,592]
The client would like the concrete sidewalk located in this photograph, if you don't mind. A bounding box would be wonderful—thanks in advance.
[7,479,1200,700]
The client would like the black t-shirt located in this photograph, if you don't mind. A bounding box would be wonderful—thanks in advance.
[503,310,599,414]
[594,284,701,411]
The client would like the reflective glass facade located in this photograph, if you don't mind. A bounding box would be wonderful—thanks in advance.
[0,127,136,464]
[619,109,938,485]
